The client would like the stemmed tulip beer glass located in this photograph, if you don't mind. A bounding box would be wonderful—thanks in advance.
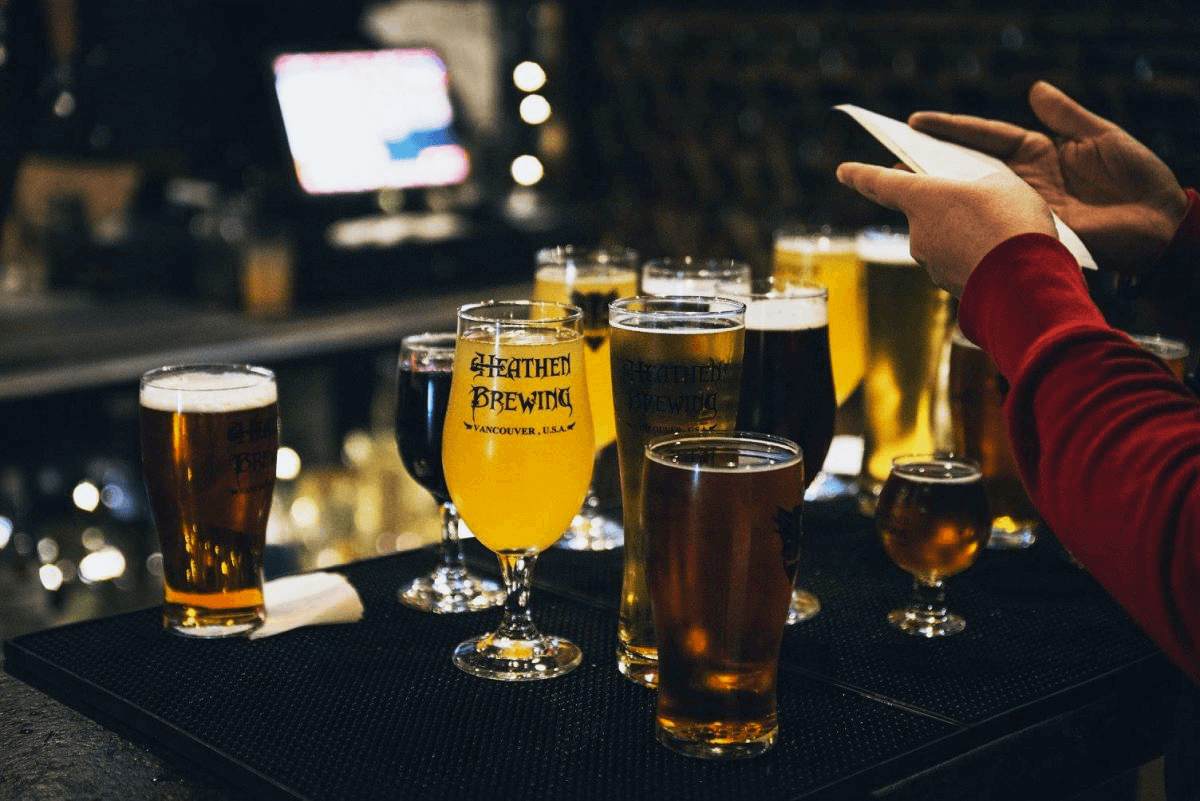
[442,301,595,680]
[394,333,505,613]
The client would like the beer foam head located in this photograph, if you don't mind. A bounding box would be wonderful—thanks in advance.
[141,366,277,413]
[856,230,916,266]
[743,296,828,329]
[774,232,856,255]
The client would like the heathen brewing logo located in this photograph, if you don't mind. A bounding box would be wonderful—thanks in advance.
[617,357,735,419]
[464,351,576,435]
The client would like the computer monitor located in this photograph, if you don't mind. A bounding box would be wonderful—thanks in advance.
[271,47,471,196]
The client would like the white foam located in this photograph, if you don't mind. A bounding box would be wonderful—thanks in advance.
[141,369,277,413]
[743,297,827,330]
[775,233,856,254]
[856,232,917,266]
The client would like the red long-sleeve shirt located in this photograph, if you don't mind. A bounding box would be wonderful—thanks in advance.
[957,192,1200,686]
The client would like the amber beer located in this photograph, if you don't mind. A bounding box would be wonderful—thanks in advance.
[644,433,803,758]
[859,229,952,496]
[139,365,278,637]
[948,328,1040,549]
[609,296,745,687]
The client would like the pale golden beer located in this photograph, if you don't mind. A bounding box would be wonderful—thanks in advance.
[139,364,278,637]
[443,313,595,553]
[948,327,1040,549]
[609,296,745,688]
[444,300,594,680]
[644,433,803,759]
[859,229,952,494]
[773,226,866,407]
[533,246,638,453]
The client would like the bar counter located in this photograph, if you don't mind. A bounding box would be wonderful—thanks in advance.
[2,495,1183,801]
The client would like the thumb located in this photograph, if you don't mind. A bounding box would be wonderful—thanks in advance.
[836,162,941,214]
[1029,81,1114,140]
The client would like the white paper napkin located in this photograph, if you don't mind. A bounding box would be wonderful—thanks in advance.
[249,571,364,639]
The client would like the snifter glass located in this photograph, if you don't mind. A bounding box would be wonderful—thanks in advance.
[442,300,594,680]
[394,332,505,613]
[875,454,990,637]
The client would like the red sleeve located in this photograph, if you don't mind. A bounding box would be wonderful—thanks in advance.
[958,231,1200,686]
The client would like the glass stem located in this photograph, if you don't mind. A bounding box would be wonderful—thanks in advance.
[495,552,541,642]
[438,501,468,579]
[912,577,948,619]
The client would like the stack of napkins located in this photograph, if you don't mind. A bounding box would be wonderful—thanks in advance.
[250,571,364,639]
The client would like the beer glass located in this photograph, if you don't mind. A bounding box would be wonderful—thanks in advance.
[1128,333,1190,382]
[858,228,953,514]
[609,296,745,687]
[947,327,1041,549]
[139,364,278,637]
[772,225,866,408]
[442,300,594,680]
[644,432,803,759]
[532,245,639,550]
[640,256,750,297]
[395,333,505,612]
[875,455,990,637]
[718,275,835,623]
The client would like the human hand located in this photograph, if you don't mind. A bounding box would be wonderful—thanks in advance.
[835,165,1056,298]
[907,81,1189,275]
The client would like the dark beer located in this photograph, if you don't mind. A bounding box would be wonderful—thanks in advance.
[396,364,453,502]
[875,459,990,583]
[140,365,278,637]
[644,433,803,758]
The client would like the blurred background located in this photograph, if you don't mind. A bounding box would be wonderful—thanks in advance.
[1,0,1198,642]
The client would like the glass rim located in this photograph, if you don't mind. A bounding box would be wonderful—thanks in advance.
[773,223,861,244]
[608,294,746,318]
[140,363,275,391]
[640,256,751,277]
[1127,332,1190,360]
[644,431,804,470]
[889,453,982,478]
[535,244,640,267]
[401,331,457,351]
[458,299,582,325]
[714,275,828,301]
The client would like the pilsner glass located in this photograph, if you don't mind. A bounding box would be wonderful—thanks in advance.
[532,245,639,550]
[139,364,278,637]
[645,432,804,759]
[772,225,866,408]
[718,275,835,623]
[858,228,953,514]
[640,256,750,297]
[875,455,990,637]
[947,327,1041,550]
[442,300,594,680]
[395,333,505,612]
[608,296,745,688]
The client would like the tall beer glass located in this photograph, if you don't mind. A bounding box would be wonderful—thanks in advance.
[645,432,803,759]
[858,228,952,512]
[395,333,505,611]
[718,275,834,623]
[640,256,750,297]
[772,225,866,408]
[609,296,745,687]
[139,364,278,637]
[875,455,990,637]
[442,300,594,680]
[532,245,639,550]
[947,327,1040,549]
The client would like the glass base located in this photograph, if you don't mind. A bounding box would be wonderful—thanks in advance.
[616,641,658,688]
[398,567,505,614]
[987,517,1038,550]
[786,588,821,624]
[656,720,777,759]
[887,606,965,637]
[554,511,624,551]
[453,632,581,681]
[163,606,264,638]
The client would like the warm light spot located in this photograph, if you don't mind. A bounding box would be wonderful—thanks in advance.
[290,496,320,528]
[512,61,546,92]
[342,430,373,467]
[276,446,302,480]
[511,155,544,186]
[79,545,127,583]
[40,563,64,591]
[519,95,551,125]
[72,481,101,512]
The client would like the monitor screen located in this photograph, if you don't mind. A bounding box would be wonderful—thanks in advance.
[272,47,471,195]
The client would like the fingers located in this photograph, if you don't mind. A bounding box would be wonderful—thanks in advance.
[835,162,919,211]
[907,110,1031,159]
[1028,80,1114,140]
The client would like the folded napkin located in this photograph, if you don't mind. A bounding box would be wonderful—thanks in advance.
[249,571,364,639]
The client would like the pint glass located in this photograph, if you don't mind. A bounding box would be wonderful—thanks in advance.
[139,364,278,637]
[640,257,750,297]
[644,432,804,758]
[609,296,745,687]
[858,228,952,510]
[948,327,1040,549]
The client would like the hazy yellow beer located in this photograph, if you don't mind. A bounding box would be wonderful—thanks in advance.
[609,296,745,687]
[859,229,952,493]
[773,226,866,407]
